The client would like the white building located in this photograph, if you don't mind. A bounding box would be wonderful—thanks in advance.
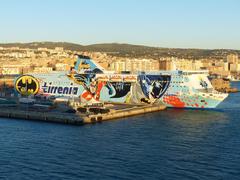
[1,67,20,75]
[55,63,69,71]
[33,67,53,73]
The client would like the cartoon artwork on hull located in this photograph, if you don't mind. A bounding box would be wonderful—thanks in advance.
[107,82,132,98]
[138,75,171,104]
[162,95,186,108]
[68,73,103,102]
[14,56,228,109]
[67,72,133,103]
[68,73,171,104]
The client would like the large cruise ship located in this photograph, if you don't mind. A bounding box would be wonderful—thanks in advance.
[14,55,228,108]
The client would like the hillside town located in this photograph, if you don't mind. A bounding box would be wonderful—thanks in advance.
[0,46,239,80]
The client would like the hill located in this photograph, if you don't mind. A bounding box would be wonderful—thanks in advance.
[0,42,239,59]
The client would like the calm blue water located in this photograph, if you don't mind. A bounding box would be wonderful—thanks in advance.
[1,83,240,180]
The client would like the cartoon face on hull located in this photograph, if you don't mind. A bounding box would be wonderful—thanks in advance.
[68,72,133,102]
[138,74,171,103]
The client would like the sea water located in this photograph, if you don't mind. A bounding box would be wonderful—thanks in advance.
[0,83,240,179]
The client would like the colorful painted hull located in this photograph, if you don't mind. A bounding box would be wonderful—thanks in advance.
[15,70,228,109]
[14,56,228,109]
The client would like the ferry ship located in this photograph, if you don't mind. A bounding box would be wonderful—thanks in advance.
[14,55,228,108]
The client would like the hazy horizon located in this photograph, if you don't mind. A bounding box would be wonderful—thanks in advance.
[1,41,240,51]
[1,0,240,49]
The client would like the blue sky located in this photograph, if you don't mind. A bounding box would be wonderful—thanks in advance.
[0,0,240,49]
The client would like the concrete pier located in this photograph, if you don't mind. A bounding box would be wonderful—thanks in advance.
[0,103,166,125]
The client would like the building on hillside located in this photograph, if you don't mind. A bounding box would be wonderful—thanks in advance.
[227,54,238,64]
[111,61,126,72]
[33,67,53,73]
[55,47,64,52]
[159,60,174,70]
[55,63,70,71]
[1,67,20,75]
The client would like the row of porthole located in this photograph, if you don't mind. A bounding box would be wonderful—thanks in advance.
[171,81,184,84]
[170,85,187,88]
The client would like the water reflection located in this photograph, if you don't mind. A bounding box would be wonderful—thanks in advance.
[159,108,229,125]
